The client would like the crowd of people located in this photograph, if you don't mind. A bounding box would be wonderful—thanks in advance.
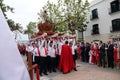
[79,40,120,69]
[22,38,78,76]
[18,38,120,76]
[18,44,27,56]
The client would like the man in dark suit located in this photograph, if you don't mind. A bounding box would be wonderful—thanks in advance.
[85,42,90,63]
[81,42,85,62]
[107,41,114,68]
[99,41,106,68]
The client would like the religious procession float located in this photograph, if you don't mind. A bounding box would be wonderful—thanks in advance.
[30,11,76,42]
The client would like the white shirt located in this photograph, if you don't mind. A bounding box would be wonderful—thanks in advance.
[26,45,34,52]
[40,47,48,57]
[71,40,77,55]
[48,46,56,58]
[72,45,77,55]
[37,40,48,57]
[31,47,37,62]
[58,41,63,55]
[32,47,41,57]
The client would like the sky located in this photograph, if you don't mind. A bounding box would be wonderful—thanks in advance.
[4,0,94,29]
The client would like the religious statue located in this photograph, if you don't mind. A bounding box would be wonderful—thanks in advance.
[43,10,48,22]
[37,10,54,35]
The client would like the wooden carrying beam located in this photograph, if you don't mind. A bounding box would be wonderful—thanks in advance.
[28,52,40,80]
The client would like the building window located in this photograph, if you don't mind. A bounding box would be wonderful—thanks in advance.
[112,18,120,31]
[110,0,120,13]
[91,9,98,20]
[92,24,99,35]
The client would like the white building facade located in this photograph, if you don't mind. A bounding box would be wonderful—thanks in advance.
[84,0,120,42]
[12,30,29,44]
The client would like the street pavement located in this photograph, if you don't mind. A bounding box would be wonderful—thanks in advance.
[22,55,120,80]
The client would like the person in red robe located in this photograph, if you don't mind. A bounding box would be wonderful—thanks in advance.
[94,43,99,66]
[58,41,75,74]
[90,43,95,64]
[114,44,120,68]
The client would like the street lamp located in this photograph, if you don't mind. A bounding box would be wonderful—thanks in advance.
[78,24,87,41]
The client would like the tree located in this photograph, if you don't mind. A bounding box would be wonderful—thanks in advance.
[0,0,23,33]
[7,19,23,40]
[38,1,66,32]
[38,0,89,33]
[61,0,89,33]
[7,19,23,32]
[24,22,37,39]
[0,0,14,19]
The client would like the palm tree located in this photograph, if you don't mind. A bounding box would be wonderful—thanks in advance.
[24,22,37,39]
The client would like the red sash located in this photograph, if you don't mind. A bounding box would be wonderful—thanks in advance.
[44,48,48,55]
[37,48,41,56]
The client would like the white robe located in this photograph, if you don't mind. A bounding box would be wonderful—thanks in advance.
[0,8,30,80]
[89,50,94,64]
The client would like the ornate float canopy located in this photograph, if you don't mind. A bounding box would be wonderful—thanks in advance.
[31,10,76,41]
[37,21,55,35]
[33,10,55,37]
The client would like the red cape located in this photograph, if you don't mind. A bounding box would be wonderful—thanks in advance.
[58,44,75,73]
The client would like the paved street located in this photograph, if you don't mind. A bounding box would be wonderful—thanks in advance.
[22,55,120,80]
[40,63,120,80]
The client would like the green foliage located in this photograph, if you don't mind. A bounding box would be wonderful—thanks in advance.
[0,0,14,19]
[24,22,37,39]
[7,19,23,32]
[38,1,66,32]
[38,0,89,33]
[0,0,22,32]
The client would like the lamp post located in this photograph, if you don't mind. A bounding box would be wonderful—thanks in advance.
[78,23,87,42]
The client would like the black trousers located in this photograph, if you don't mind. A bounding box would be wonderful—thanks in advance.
[47,56,51,72]
[73,54,77,69]
[35,56,40,66]
[85,51,89,63]
[81,52,85,62]
[50,57,56,71]
[34,56,40,72]
[107,55,114,68]
[55,55,60,68]
[39,57,47,74]
[99,54,106,67]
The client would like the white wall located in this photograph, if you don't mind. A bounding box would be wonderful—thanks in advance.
[85,0,120,42]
